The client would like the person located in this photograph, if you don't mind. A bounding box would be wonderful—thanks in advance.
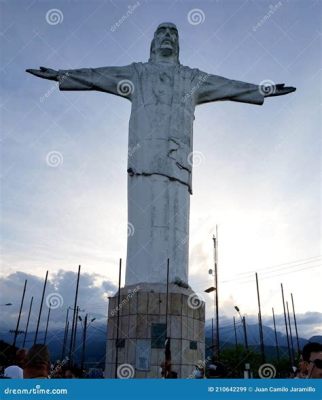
[294,354,307,379]
[4,349,27,379]
[206,361,228,379]
[192,364,205,379]
[50,363,63,379]
[23,344,50,379]
[63,366,83,379]
[301,342,322,379]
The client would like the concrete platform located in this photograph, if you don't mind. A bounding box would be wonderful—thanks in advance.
[104,283,205,378]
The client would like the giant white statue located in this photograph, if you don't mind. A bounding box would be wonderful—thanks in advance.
[27,23,295,287]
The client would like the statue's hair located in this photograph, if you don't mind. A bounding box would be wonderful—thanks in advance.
[149,24,180,63]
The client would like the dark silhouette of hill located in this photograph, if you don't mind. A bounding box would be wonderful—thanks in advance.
[1,320,318,367]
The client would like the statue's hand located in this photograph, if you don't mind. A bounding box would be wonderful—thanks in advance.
[26,66,59,81]
[262,83,296,97]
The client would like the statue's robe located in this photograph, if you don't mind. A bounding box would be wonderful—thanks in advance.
[58,62,264,285]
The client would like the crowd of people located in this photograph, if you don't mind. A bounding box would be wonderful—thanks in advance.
[0,344,93,379]
[1,342,321,379]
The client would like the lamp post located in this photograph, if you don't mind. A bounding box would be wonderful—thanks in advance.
[234,306,248,351]
[61,307,70,360]
[22,297,33,347]
[13,279,27,347]
[79,315,96,370]
[43,302,52,344]
[213,228,220,360]
[291,293,300,354]
[233,316,238,351]
[255,273,265,363]
[34,271,48,344]
[272,307,280,362]
[115,259,122,378]
[205,285,216,359]
[69,265,81,365]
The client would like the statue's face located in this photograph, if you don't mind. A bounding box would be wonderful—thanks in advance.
[154,23,179,57]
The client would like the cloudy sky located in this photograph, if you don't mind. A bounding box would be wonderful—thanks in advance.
[1,0,321,340]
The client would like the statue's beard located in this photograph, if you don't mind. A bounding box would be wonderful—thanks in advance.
[156,41,177,57]
[149,38,179,63]
[159,46,173,56]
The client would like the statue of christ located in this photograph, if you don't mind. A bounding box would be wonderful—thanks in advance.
[27,22,295,287]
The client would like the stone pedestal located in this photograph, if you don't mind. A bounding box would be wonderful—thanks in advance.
[104,283,205,378]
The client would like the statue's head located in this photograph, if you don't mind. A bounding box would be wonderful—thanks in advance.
[149,22,180,63]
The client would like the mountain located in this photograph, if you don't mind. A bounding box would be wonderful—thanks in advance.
[308,336,322,344]
[205,321,308,348]
[0,327,106,369]
[0,321,312,367]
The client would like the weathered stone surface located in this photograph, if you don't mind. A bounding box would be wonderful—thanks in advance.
[104,363,114,379]
[159,293,166,315]
[200,304,205,320]
[170,315,182,338]
[121,294,130,315]
[106,288,205,378]
[148,292,160,314]
[182,295,188,316]
[187,316,194,340]
[136,314,149,338]
[196,320,205,342]
[127,339,136,365]
[107,318,116,339]
[181,316,188,340]
[128,315,137,338]
[137,292,148,314]
[187,302,194,318]
[193,318,200,341]
[129,292,138,315]
[108,297,116,317]
[170,339,182,364]
[135,371,147,378]
[147,366,160,379]
[193,306,200,320]
[120,315,129,338]
[170,293,182,315]
[118,347,126,364]
[106,339,115,365]
[150,348,159,365]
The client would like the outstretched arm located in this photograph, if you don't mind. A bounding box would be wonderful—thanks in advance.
[26,65,134,99]
[195,71,296,106]
[261,83,296,97]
